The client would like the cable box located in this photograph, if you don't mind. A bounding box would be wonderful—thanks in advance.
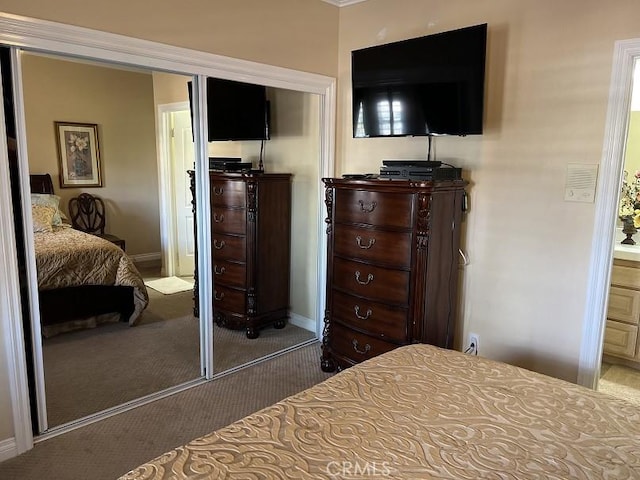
[382,160,442,168]
[379,165,461,181]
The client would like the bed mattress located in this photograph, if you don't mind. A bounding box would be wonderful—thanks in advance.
[120,344,640,479]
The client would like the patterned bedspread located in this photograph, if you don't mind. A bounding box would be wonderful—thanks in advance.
[120,344,640,479]
[34,226,148,325]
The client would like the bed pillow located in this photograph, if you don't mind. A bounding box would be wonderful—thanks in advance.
[31,204,57,233]
[30,193,65,226]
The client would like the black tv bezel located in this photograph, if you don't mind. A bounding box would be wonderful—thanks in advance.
[187,78,270,142]
[351,23,488,138]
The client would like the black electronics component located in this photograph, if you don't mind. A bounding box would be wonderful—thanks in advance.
[379,164,461,181]
[352,24,487,138]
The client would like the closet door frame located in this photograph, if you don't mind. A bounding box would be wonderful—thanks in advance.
[0,12,335,455]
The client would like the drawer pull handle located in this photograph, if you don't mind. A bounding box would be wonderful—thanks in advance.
[213,213,224,223]
[214,240,226,249]
[354,305,372,320]
[358,200,377,213]
[213,186,224,195]
[352,340,371,355]
[214,290,225,301]
[355,235,376,249]
[214,266,226,275]
[355,271,374,285]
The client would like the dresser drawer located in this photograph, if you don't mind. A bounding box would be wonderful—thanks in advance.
[334,224,412,267]
[213,259,246,288]
[212,207,246,235]
[603,319,638,358]
[333,257,409,304]
[607,286,640,325]
[334,189,413,229]
[212,233,246,261]
[331,290,408,342]
[213,284,246,313]
[211,179,246,207]
[330,323,399,365]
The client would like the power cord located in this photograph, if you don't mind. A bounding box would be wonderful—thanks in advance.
[464,341,477,355]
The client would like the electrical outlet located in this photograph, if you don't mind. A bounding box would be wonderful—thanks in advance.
[467,333,479,355]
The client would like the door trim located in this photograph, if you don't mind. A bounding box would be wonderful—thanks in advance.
[578,38,640,388]
[157,101,191,278]
[0,12,335,455]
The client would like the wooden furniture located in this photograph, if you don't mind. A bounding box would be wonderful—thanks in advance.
[190,170,292,339]
[321,177,467,372]
[68,193,125,250]
[29,174,137,329]
[603,257,640,366]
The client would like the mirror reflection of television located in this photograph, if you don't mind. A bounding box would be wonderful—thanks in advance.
[352,23,487,138]
[188,77,270,141]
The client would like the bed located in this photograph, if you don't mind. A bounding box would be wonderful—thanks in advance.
[120,344,640,479]
[29,173,148,336]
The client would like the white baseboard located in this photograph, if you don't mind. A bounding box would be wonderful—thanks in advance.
[289,312,316,333]
[0,437,17,462]
[130,252,161,264]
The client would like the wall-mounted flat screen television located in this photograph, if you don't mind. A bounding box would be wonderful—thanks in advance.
[352,23,487,138]
[188,77,270,141]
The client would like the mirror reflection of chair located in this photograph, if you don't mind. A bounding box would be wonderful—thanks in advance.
[68,193,125,251]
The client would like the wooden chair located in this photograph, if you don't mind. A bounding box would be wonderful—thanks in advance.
[68,193,126,251]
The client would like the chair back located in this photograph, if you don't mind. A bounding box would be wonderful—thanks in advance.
[68,193,106,234]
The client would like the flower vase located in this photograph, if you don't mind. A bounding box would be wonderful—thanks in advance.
[621,216,637,245]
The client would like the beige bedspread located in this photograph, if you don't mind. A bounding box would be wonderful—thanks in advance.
[120,344,640,479]
[35,226,148,325]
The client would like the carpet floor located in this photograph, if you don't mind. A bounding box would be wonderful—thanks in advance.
[0,343,333,480]
[43,287,315,428]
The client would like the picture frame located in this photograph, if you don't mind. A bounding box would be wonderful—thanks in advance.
[55,121,102,188]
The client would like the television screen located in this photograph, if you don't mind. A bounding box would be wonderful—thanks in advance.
[188,78,269,141]
[352,23,487,138]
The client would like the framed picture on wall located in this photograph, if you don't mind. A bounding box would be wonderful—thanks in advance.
[54,121,102,188]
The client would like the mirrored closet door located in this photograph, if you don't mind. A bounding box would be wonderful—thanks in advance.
[7,45,324,434]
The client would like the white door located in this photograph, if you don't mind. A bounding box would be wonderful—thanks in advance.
[171,110,196,277]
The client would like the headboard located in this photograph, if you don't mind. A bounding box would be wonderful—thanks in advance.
[30,174,54,194]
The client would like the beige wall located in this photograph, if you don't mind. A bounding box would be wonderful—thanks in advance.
[267,89,321,320]
[337,0,640,381]
[22,54,161,256]
[0,0,339,77]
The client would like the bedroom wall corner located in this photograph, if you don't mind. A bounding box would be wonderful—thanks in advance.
[21,53,162,256]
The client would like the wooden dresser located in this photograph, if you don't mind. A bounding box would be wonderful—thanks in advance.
[189,170,292,338]
[321,177,467,371]
[603,258,640,366]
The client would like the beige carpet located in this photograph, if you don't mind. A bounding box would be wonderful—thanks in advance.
[598,364,640,407]
[43,288,315,427]
[0,343,333,480]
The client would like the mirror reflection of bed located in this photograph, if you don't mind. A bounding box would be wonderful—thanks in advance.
[19,51,320,432]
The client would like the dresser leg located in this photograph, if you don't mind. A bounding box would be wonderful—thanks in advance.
[273,318,286,329]
[246,326,259,339]
[321,356,336,372]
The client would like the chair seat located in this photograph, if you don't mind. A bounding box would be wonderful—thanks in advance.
[98,233,125,251]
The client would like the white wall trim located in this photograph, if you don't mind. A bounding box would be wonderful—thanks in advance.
[289,313,316,334]
[0,437,17,462]
[321,0,369,6]
[130,252,162,264]
[0,11,335,456]
[578,38,640,388]
[0,51,34,456]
